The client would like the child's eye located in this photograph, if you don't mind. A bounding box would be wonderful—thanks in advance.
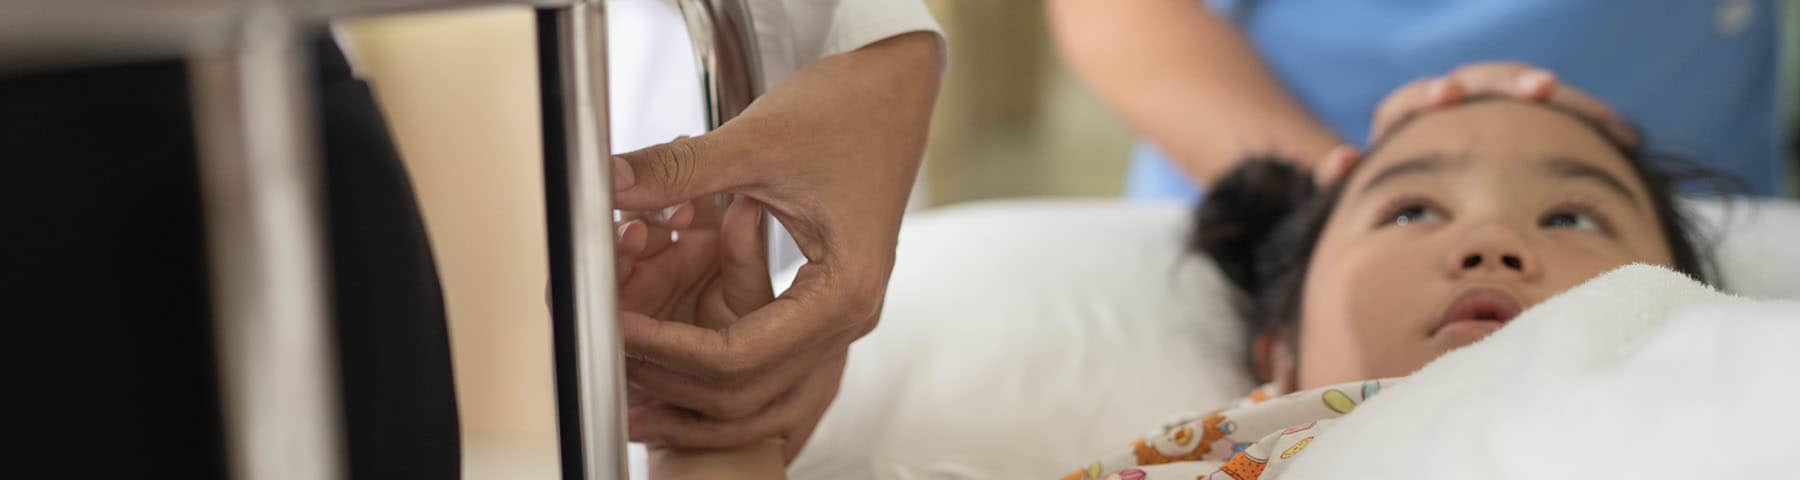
[1541,211,1602,232]
[1387,204,1445,227]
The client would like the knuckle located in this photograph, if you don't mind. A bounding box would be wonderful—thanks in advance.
[703,392,743,418]
[670,141,701,192]
[701,349,758,383]
[646,139,701,193]
[712,391,760,419]
[858,311,882,338]
[1454,61,1519,75]
[648,146,681,187]
[850,297,883,328]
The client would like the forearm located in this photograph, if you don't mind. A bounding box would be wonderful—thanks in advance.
[648,440,787,480]
[1048,0,1338,185]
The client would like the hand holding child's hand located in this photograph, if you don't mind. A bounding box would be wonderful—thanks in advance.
[615,194,778,439]
[616,195,772,332]
[615,195,849,463]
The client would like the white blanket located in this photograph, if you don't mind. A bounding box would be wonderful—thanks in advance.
[1284,265,1800,478]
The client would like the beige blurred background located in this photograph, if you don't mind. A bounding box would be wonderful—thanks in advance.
[339,7,560,478]
[336,1,1120,477]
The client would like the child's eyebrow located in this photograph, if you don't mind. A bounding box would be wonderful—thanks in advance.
[1352,153,1466,196]
[1541,156,1643,211]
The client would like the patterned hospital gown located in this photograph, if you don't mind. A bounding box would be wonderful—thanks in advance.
[1063,379,1401,480]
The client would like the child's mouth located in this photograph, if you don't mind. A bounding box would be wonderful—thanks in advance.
[1432,287,1524,340]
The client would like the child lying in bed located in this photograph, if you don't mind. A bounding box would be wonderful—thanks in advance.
[617,66,1726,479]
[1059,83,1726,478]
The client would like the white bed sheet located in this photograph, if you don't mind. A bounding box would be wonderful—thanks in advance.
[786,196,1800,479]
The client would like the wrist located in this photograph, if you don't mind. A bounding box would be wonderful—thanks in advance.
[647,439,787,480]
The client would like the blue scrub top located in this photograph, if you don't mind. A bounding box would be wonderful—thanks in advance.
[1126,0,1787,201]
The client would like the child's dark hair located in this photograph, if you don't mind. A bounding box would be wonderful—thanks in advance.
[1191,95,1733,381]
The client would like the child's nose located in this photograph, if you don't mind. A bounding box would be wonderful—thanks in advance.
[1459,252,1525,271]
[1445,225,1541,281]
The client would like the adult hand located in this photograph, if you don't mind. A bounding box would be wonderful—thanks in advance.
[1368,62,1634,146]
[1316,62,1636,186]
[617,194,839,462]
[610,31,941,461]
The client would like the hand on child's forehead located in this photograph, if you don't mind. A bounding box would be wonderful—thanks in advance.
[1348,100,1647,206]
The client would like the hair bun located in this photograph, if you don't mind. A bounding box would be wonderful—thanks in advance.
[1193,156,1317,295]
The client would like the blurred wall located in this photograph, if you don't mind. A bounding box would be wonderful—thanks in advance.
[336,8,560,478]
[921,0,1135,205]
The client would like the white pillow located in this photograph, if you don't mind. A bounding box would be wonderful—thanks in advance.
[1687,197,1800,299]
[789,199,1252,479]
[788,196,1800,479]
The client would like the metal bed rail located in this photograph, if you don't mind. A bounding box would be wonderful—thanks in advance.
[2,0,760,478]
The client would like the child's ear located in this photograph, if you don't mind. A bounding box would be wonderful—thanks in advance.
[1252,328,1298,389]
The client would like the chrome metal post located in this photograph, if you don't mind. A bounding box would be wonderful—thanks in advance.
[539,1,627,478]
[674,0,761,127]
[188,5,344,480]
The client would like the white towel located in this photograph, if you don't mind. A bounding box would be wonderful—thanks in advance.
[1283,264,1800,479]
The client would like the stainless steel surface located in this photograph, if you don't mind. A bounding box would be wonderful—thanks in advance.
[187,6,344,480]
[675,0,783,266]
[0,0,575,72]
[0,3,246,72]
[675,0,762,127]
[310,0,575,18]
[1,1,725,477]
[550,2,630,478]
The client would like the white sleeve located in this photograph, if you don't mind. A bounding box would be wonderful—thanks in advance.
[746,0,944,86]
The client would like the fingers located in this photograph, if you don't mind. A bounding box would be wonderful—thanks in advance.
[616,219,648,280]
[639,217,678,259]
[660,202,697,230]
[621,202,696,257]
[628,403,782,450]
[616,197,730,314]
[619,311,734,378]
[627,385,657,409]
[1443,62,1556,101]
[1368,77,1464,143]
[717,196,773,319]
[1443,63,1635,145]
[623,333,831,420]
[621,281,861,380]
[617,237,719,317]
[1368,77,1454,142]
[612,133,761,212]
[627,350,848,456]
[1368,62,1635,147]
[1312,144,1361,187]
[778,352,847,463]
[1370,63,1556,142]
[614,216,683,311]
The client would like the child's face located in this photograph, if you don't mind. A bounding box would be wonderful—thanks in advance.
[1290,101,1676,389]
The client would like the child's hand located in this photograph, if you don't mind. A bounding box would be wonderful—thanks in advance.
[614,195,779,448]
[615,195,772,331]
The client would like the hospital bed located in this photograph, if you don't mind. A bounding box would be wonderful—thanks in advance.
[19,2,1800,479]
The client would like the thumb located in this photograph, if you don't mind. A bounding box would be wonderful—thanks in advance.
[719,196,774,317]
[612,133,756,211]
[1312,145,1360,187]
